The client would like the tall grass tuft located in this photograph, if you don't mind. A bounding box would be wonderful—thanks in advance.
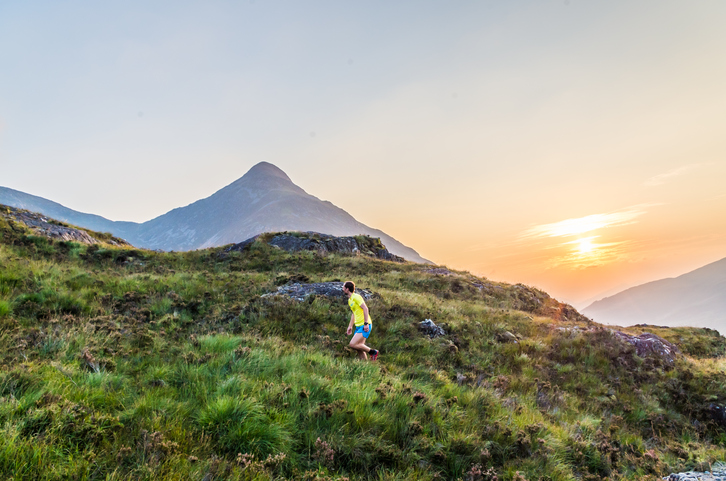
[0,300,10,318]
[197,396,292,457]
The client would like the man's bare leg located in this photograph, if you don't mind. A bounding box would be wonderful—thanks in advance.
[349,333,370,360]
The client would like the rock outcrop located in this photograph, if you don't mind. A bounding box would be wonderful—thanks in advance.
[419,319,446,338]
[612,331,681,365]
[554,325,683,367]
[227,232,404,262]
[665,461,726,480]
[495,330,520,344]
[263,282,374,302]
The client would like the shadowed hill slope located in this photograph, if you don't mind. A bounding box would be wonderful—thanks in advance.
[1,204,130,247]
[0,186,139,236]
[0,162,429,263]
[583,256,726,333]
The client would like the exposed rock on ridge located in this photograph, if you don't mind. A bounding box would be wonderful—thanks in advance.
[556,324,682,366]
[264,282,374,301]
[227,232,404,262]
[666,461,726,481]
[1,205,128,246]
[612,331,681,365]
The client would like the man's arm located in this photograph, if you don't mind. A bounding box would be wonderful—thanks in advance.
[347,312,355,335]
[362,303,370,332]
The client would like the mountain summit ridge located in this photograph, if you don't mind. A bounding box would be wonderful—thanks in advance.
[240,161,293,182]
[0,162,429,263]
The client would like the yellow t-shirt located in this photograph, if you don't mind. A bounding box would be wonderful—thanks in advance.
[348,293,372,327]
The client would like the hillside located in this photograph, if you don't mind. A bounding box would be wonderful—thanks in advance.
[0,162,429,263]
[1,208,725,480]
[0,185,140,239]
[583,257,726,334]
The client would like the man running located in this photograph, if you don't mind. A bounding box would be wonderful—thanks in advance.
[342,281,379,361]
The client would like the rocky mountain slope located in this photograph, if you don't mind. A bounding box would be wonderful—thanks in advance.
[1,204,129,247]
[0,162,428,263]
[583,257,726,333]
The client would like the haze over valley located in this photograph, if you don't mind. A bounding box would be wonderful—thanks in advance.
[583,257,726,334]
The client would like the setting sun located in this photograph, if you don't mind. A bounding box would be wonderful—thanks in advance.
[578,238,595,254]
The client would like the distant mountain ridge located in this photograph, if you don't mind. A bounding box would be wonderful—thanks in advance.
[583,257,726,333]
[0,185,139,236]
[0,162,429,263]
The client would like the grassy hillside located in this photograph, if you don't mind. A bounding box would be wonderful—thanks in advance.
[0,210,725,480]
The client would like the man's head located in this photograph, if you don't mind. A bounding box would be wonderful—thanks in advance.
[343,281,355,296]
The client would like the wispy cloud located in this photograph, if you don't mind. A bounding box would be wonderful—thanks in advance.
[520,205,654,239]
[544,239,633,270]
[644,164,698,187]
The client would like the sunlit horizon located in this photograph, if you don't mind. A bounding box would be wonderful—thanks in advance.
[2,1,725,308]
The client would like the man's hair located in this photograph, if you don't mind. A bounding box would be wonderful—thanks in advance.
[343,281,355,292]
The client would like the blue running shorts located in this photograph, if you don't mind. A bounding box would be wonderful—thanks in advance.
[354,324,372,338]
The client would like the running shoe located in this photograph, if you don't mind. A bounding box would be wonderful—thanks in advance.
[369,349,379,361]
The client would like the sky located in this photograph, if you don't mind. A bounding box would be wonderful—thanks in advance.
[1,1,725,307]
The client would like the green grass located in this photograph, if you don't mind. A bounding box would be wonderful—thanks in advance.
[0,219,724,480]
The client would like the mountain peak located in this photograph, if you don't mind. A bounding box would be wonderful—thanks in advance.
[242,162,292,182]
[1,161,431,263]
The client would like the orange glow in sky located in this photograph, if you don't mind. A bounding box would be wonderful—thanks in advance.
[1,2,725,308]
